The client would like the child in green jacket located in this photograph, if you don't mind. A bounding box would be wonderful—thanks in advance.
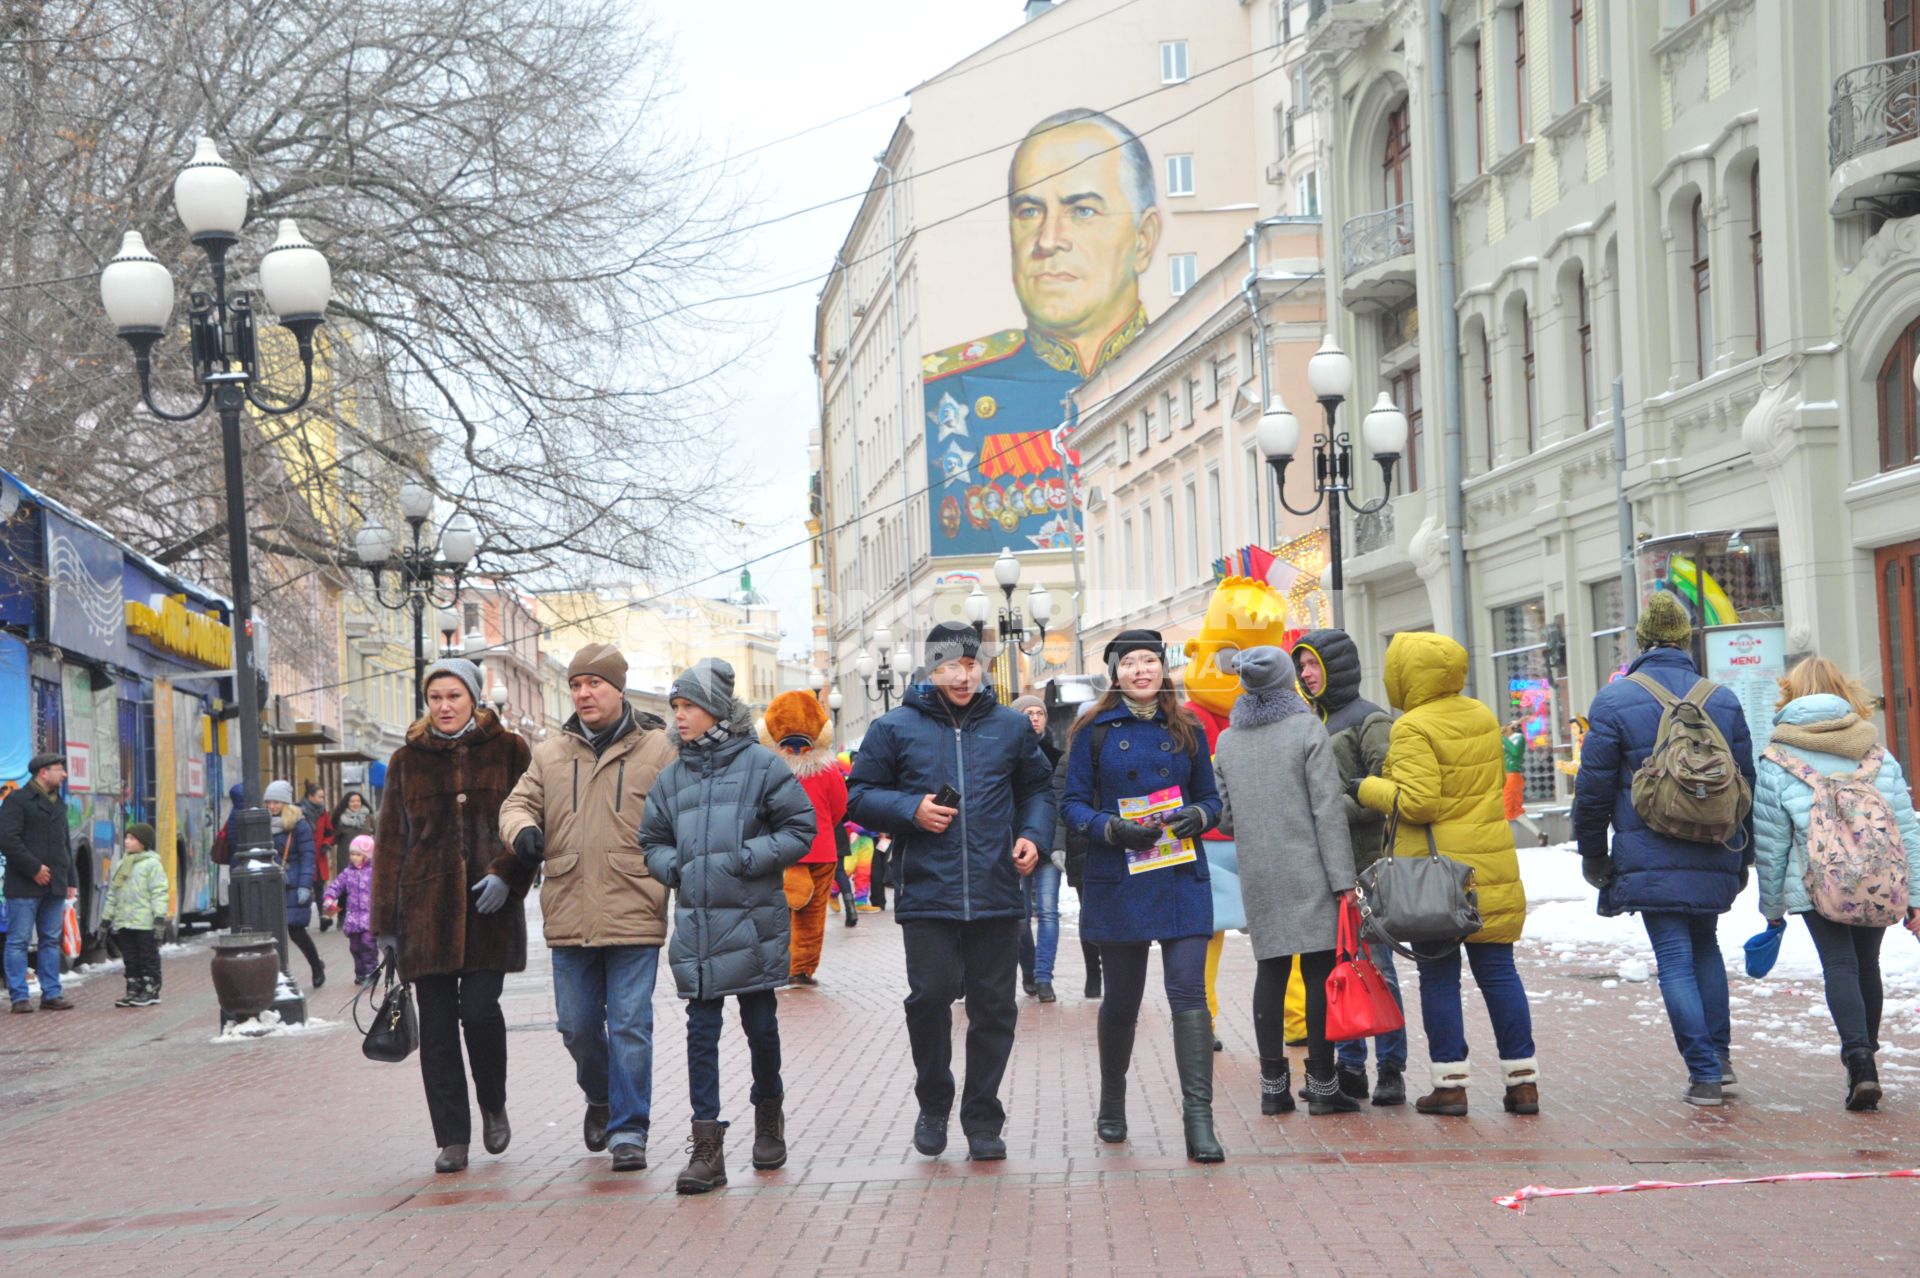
[103,824,170,1007]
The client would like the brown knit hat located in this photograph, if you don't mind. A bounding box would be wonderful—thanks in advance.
[567,642,628,688]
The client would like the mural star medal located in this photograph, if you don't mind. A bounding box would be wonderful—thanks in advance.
[974,395,998,420]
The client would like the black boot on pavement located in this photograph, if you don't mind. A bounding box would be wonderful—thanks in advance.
[1336,1065,1371,1100]
[1372,1064,1407,1107]
[1846,1051,1882,1112]
[115,979,139,1008]
[1259,1058,1295,1115]
[1306,1065,1362,1115]
[752,1096,787,1170]
[434,1144,468,1174]
[913,1110,949,1157]
[1685,1081,1724,1107]
[131,980,161,1007]
[1171,1008,1224,1163]
[1083,942,1102,999]
[610,1138,647,1172]
[583,1102,611,1152]
[843,895,857,927]
[1096,1018,1134,1142]
[966,1131,1007,1161]
[1036,982,1056,1003]
[677,1120,728,1194]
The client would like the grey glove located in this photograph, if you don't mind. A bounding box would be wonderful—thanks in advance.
[1164,805,1210,841]
[1581,855,1612,891]
[296,887,312,906]
[152,921,167,943]
[1106,816,1164,850]
[1049,848,1067,872]
[471,874,509,914]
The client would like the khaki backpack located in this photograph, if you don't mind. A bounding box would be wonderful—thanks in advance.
[1626,674,1752,849]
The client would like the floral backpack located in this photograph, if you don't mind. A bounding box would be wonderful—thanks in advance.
[1763,744,1910,926]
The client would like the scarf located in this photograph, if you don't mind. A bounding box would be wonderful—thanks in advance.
[1230,684,1311,729]
[429,715,480,742]
[1122,695,1160,721]
[1768,712,1879,762]
[691,723,731,751]
[584,704,635,758]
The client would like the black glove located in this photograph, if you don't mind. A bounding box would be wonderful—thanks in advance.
[1105,816,1165,849]
[1581,855,1612,890]
[513,827,545,868]
[1164,805,1209,840]
[1344,777,1364,802]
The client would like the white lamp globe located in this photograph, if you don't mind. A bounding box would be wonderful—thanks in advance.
[964,584,990,626]
[1361,392,1410,459]
[173,137,248,239]
[1256,400,1301,460]
[872,623,893,653]
[100,232,174,332]
[440,512,480,566]
[994,546,1021,591]
[398,480,434,522]
[258,219,331,319]
[893,644,914,676]
[827,688,844,711]
[1306,334,1354,400]
[854,650,875,681]
[353,522,394,566]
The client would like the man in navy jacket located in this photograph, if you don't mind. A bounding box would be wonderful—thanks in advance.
[848,622,1055,1161]
[1574,590,1755,1105]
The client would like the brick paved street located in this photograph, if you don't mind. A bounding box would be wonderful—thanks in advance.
[5,854,1920,1276]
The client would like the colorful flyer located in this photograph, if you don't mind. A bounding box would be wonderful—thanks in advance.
[1115,785,1197,875]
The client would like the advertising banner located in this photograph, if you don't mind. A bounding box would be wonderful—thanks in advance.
[44,510,126,667]
[1703,623,1787,754]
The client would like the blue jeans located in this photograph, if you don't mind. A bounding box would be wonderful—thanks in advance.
[686,989,783,1122]
[1414,941,1534,1065]
[1018,860,1062,984]
[5,896,64,1004]
[1336,944,1408,1071]
[551,944,659,1145]
[1642,912,1731,1082]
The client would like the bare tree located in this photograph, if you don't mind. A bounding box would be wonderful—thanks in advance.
[0,0,750,607]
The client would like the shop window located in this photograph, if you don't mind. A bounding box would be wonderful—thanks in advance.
[1589,577,1634,689]
[1635,529,1786,663]
[1491,599,1557,800]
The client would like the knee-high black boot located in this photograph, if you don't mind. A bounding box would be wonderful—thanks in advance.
[1096,1018,1134,1142]
[1170,1008,1224,1163]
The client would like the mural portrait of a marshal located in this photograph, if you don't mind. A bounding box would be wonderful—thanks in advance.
[925,108,1161,555]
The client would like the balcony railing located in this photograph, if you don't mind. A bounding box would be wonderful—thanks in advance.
[1342,201,1415,277]
[1831,50,1920,169]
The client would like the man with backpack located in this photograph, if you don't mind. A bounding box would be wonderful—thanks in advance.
[1573,591,1755,1107]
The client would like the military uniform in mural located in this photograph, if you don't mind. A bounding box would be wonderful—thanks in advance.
[924,310,1145,557]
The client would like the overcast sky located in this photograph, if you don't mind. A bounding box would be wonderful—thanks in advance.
[661,1,1026,660]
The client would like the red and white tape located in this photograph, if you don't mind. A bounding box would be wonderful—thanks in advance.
[1496,1167,1920,1213]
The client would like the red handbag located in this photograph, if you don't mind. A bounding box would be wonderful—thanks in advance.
[1325,896,1405,1042]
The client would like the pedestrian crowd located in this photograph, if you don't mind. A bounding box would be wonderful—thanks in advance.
[4,583,1918,1190]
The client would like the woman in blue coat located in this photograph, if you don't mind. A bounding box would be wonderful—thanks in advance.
[264,779,324,988]
[1061,630,1223,1162]
[1753,658,1920,1111]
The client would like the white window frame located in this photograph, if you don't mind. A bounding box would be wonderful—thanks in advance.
[1161,40,1190,84]
[1170,252,1199,296]
[1294,168,1320,217]
[1166,153,1195,198]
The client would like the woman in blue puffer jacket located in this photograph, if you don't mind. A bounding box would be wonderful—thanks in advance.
[1753,657,1920,1112]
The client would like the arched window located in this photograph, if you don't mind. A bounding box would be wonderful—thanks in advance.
[1691,195,1713,380]
[1576,270,1595,430]
[1521,301,1538,452]
[1383,101,1411,205]
[1877,317,1920,473]
[1482,326,1496,467]
[1749,165,1764,356]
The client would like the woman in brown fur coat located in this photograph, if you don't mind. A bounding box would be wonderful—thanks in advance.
[371,658,532,1174]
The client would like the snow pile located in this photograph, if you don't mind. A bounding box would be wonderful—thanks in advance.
[210,1009,338,1044]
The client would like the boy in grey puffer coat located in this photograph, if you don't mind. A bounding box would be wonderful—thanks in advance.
[642,659,816,1195]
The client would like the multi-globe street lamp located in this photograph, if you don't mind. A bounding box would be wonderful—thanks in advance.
[99,136,334,1020]
[854,624,914,713]
[963,547,1052,703]
[350,480,480,717]
[1256,335,1409,629]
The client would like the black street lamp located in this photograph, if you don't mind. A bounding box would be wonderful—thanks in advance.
[1258,335,1409,629]
[99,136,334,1022]
[854,625,913,713]
[964,549,1052,703]
[351,482,479,716]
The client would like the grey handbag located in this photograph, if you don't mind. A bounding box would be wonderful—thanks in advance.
[1354,798,1482,961]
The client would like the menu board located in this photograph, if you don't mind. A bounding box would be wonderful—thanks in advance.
[1702,624,1787,753]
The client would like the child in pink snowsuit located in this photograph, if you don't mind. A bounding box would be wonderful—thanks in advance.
[323,835,379,983]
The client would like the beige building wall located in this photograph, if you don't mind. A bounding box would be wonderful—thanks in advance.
[815,0,1269,743]
[539,584,787,715]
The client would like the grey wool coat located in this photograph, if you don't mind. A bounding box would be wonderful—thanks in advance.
[1213,706,1358,961]
[641,701,817,1000]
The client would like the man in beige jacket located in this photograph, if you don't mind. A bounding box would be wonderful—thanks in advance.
[500,643,677,1171]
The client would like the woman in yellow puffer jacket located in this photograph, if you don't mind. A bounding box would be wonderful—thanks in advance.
[1356,633,1537,1119]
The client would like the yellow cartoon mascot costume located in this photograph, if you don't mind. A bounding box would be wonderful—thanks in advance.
[1181,575,1306,1049]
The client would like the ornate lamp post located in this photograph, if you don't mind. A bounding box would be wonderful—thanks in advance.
[99,137,335,1021]
[827,687,844,733]
[1257,335,1408,628]
[854,624,912,713]
[966,549,1051,702]
[351,480,479,716]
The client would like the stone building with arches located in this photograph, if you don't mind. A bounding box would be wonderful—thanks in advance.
[1297,0,1920,803]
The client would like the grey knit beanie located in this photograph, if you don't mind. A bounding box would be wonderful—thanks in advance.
[422,657,483,706]
[670,658,737,721]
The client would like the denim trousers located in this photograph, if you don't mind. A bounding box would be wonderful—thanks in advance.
[1413,941,1535,1065]
[1017,860,1062,984]
[686,989,783,1123]
[1802,911,1888,1058]
[1335,943,1409,1072]
[550,944,660,1144]
[4,896,64,1004]
[1641,911,1732,1082]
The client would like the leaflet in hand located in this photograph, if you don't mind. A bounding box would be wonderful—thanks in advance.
[1115,786,1197,875]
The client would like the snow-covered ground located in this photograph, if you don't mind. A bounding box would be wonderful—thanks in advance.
[1519,842,1920,1077]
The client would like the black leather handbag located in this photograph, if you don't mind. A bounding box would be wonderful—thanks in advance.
[1354,798,1482,961]
[355,944,418,1064]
